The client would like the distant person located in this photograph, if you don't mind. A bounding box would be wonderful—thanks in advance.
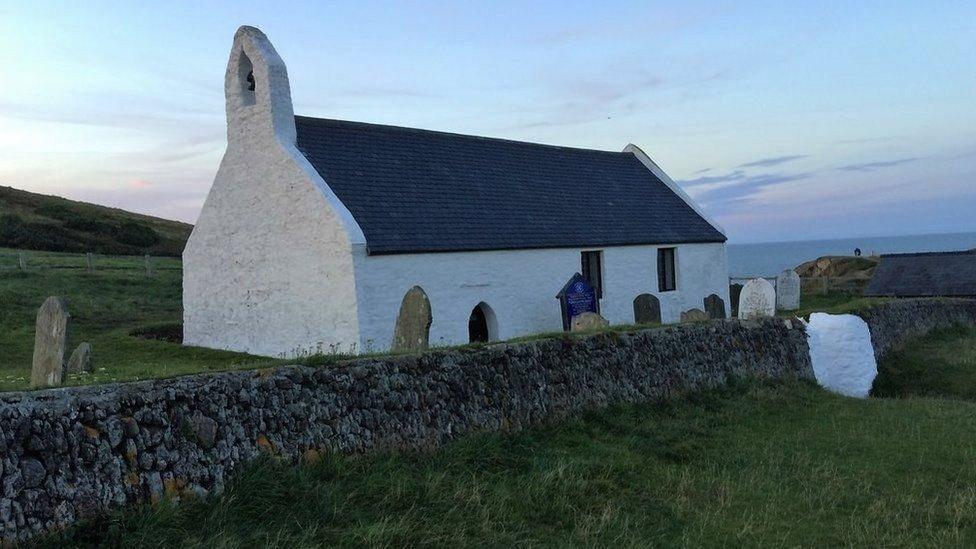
[854,248,862,257]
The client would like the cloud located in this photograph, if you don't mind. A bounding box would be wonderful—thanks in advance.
[736,155,807,168]
[678,169,813,205]
[837,158,918,172]
[128,179,152,189]
[679,170,747,188]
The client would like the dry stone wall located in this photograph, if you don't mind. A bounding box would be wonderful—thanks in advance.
[7,299,976,542]
[0,318,811,542]
[857,298,976,360]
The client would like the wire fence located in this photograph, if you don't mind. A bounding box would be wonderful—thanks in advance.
[0,250,181,274]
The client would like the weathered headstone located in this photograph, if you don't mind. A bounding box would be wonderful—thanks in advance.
[144,255,154,277]
[738,278,776,320]
[391,286,432,352]
[571,311,609,332]
[729,283,743,317]
[30,297,70,388]
[556,273,599,331]
[18,252,27,272]
[85,252,94,272]
[680,308,709,323]
[703,294,726,319]
[67,342,93,373]
[633,293,661,324]
[776,269,801,311]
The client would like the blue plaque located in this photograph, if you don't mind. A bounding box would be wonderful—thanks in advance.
[556,273,599,330]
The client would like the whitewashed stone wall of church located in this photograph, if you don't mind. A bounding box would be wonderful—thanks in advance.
[353,242,729,352]
[183,27,363,357]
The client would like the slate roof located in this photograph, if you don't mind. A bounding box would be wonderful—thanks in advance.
[294,116,725,255]
[864,250,976,297]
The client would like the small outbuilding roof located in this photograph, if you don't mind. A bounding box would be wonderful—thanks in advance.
[864,250,976,297]
[294,116,725,255]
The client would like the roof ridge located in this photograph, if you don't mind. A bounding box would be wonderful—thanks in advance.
[294,115,629,156]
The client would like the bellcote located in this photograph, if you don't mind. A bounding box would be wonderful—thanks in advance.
[224,26,296,144]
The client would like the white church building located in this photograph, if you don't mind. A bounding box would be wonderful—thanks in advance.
[183,26,730,357]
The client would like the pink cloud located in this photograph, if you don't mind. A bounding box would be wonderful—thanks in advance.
[128,179,152,189]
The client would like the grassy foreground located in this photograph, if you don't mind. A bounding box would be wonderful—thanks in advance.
[51,326,976,547]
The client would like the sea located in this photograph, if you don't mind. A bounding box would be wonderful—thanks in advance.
[727,231,976,278]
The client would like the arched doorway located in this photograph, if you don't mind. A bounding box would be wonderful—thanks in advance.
[468,302,497,343]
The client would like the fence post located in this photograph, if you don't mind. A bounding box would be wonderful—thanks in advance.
[144,254,153,278]
[18,253,27,272]
[85,252,94,273]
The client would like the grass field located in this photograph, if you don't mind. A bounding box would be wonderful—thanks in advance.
[873,325,976,399]
[47,326,976,547]
[0,248,265,390]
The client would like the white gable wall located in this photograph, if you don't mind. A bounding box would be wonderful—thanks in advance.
[353,242,728,352]
[183,27,363,357]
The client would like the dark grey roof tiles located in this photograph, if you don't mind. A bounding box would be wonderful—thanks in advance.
[294,116,725,255]
[865,250,976,297]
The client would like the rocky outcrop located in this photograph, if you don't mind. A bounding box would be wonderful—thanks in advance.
[795,255,878,294]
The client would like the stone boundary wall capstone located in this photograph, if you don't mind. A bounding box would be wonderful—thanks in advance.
[0,318,811,542]
[856,298,976,361]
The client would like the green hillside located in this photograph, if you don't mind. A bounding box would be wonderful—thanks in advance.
[0,185,192,256]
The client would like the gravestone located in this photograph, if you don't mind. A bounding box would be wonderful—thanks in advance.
[144,255,154,277]
[30,296,70,388]
[729,284,743,317]
[556,273,599,331]
[703,294,726,319]
[18,253,27,272]
[738,278,776,320]
[633,293,661,324]
[85,252,94,272]
[680,308,709,323]
[391,286,432,352]
[571,311,609,332]
[67,342,93,373]
[776,269,801,311]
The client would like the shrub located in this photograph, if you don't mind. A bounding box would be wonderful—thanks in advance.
[114,222,160,247]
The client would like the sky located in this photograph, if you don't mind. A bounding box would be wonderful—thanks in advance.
[1,1,974,243]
